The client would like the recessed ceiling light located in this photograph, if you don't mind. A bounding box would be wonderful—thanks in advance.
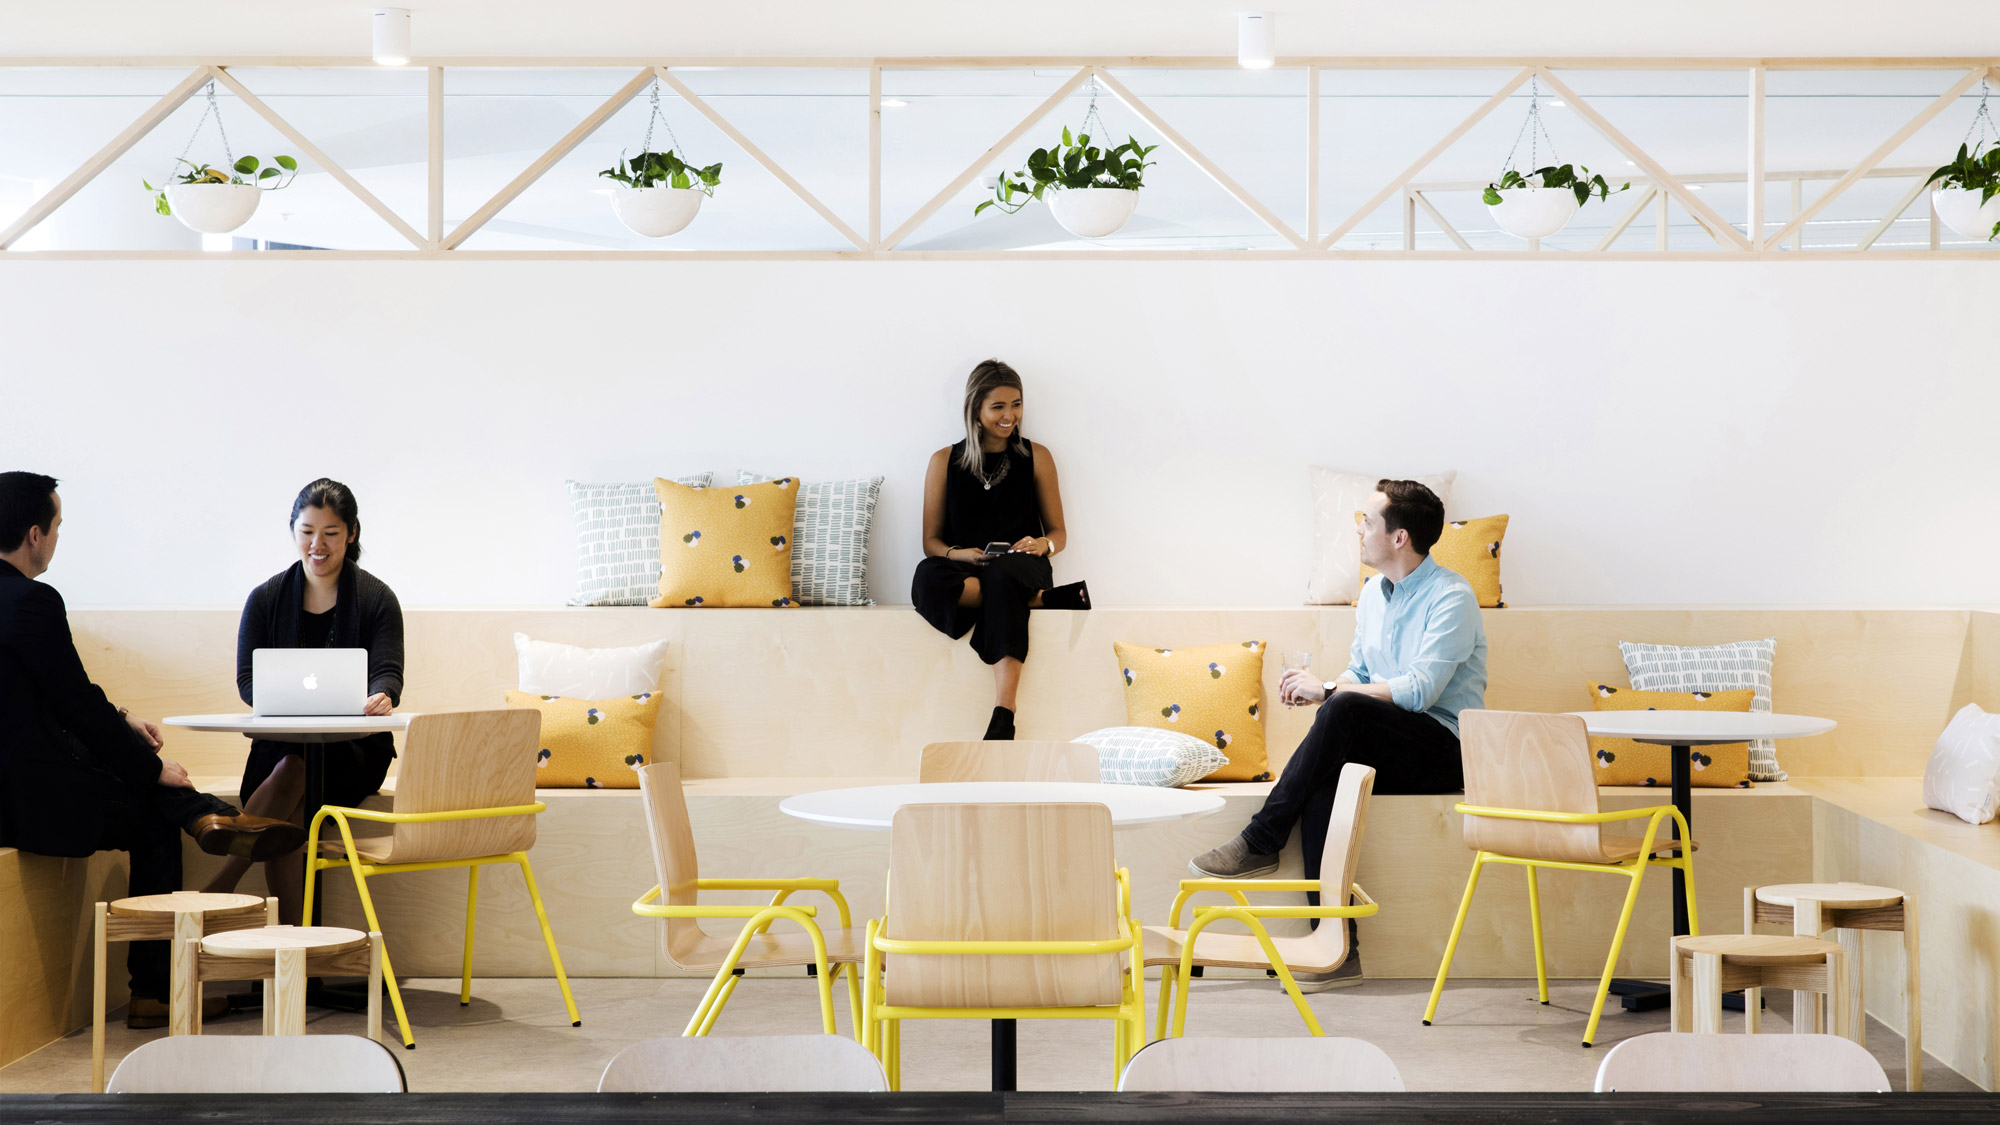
[1237,12,1275,70]
[1546,99,1565,108]
[371,8,410,66]
[881,98,909,108]
[1689,184,1704,191]
[1625,160,1637,166]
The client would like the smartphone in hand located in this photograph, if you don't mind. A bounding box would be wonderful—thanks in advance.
[982,541,1014,556]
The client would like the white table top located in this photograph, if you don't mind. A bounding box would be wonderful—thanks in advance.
[164,713,411,741]
[779,781,1226,832]
[1571,710,1836,745]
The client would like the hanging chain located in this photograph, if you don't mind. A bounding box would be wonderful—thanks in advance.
[1077,73,1111,147]
[171,81,237,177]
[1498,76,1562,181]
[1961,79,1998,153]
[638,79,687,157]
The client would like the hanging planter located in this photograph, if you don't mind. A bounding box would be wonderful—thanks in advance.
[974,77,1158,240]
[142,82,298,234]
[1481,77,1627,242]
[1925,84,2000,242]
[599,80,721,238]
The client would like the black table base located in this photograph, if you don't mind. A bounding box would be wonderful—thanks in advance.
[990,1019,1016,1092]
[1609,741,1694,1015]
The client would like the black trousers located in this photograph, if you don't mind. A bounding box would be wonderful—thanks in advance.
[1242,692,1463,913]
[84,755,232,1000]
[910,552,1053,666]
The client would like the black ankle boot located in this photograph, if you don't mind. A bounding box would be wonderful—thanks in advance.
[1040,581,1090,610]
[984,706,1016,741]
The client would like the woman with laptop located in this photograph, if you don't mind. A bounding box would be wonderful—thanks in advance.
[199,478,405,924]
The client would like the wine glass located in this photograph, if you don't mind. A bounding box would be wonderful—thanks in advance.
[1281,651,1312,707]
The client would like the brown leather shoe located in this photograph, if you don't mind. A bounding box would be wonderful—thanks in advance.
[127,994,230,1029]
[191,814,308,860]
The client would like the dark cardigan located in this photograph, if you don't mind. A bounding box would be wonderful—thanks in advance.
[236,561,405,761]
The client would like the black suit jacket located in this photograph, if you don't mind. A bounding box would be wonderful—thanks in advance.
[0,560,160,856]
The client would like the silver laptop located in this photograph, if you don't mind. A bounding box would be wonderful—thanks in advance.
[252,648,369,717]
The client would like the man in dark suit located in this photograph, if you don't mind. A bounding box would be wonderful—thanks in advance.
[0,472,305,1026]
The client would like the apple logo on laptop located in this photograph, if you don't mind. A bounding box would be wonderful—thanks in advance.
[302,674,319,691]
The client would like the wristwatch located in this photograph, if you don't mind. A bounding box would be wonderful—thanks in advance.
[1322,681,1339,698]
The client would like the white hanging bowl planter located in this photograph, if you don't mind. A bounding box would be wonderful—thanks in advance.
[610,185,705,238]
[1931,187,2000,242]
[1487,187,1581,240]
[1049,188,1140,238]
[165,182,262,234]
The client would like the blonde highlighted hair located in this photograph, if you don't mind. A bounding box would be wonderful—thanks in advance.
[957,359,1029,483]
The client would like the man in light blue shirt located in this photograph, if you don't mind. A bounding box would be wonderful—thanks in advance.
[1190,480,1487,983]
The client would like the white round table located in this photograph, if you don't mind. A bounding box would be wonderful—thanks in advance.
[778,781,1225,832]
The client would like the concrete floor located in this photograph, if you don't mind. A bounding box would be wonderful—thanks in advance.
[2,973,1970,1094]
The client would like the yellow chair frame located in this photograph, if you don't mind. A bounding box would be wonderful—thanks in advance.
[1423,802,1698,1048]
[630,878,863,1038]
[1154,878,1379,1040]
[305,801,581,1049]
[861,869,1145,1090]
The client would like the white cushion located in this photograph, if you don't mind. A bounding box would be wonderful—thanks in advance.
[1072,726,1230,788]
[737,471,883,606]
[567,476,712,606]
[1619,638,1782,781]
[1306,467,1455,605]
[1923,703,2000,825]
[515,632,670,698]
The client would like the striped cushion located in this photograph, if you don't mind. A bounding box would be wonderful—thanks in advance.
[1618,638,1782,781]
[1071,726,1230,788]
[567,476,711,606]
[737,472,883,606]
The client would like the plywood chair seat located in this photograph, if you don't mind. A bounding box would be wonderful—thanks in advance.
[1142,924,1343,974]
[1601,834,1701,862]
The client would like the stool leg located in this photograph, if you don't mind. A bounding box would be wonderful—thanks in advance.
[1692,951,1724,1034]
[274,948,307,1036]
[1837,926,1865,1047]
[170,914,202,1036]
[1741,888,1762,1034]
[1669,938,1689,1033]
[1825,946,1853,1045]
[1791,898,1823,1033]
[91,903,107,1094]
[1903,896,1922,1091]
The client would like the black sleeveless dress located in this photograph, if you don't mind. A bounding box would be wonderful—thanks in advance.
[911,439,1054,665]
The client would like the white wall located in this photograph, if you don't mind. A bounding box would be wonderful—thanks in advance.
[5,259,1996,608]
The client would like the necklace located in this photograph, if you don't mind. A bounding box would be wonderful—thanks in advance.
[979,452,1011,491]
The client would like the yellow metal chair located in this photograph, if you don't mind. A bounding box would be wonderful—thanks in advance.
[1424,710,1698,1048]
[861,802,1145,1090]
[1146,762,1380,1038]
[629,762,863,1038]
[304,709,581,1048]
[917,740,1101,783]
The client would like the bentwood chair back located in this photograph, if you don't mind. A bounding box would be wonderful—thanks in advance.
[884,802,1124,1009]
[918,741,1101,783]
[105,1034,407,1093]
[377,709,541,864]
[1118,1036,1405,1092]
[635,760,711,966]
[1593,1031,1889,1092]
[1458,710,1607,864]
[1303,762,1375,967]
[598,1035,888,1092]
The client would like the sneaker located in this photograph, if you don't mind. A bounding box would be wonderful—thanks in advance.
[1188,835,1280,879]
[1288,953,1363,993]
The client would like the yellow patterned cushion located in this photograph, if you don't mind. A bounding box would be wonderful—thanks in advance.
[505,689,662,789]
[1359,513,1508,607]
[1587,682,1755,789]
[648,477,801,608]
[1112,640,1269,782]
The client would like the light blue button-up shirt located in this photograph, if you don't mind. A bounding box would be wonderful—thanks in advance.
[1344,554,1488,737]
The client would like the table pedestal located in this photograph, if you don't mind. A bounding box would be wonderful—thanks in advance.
[992,1020,1016,1091]
[1610,742,1716,1014]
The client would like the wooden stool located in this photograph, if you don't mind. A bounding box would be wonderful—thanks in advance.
[92,891,272,1092]
[1671,934,1847,1038]
[176,925,384,1043]
[1748,882,1920,1089]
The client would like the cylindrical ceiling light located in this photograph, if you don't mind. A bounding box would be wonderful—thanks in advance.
[1237,12,1274,70]
[373,8,412,66]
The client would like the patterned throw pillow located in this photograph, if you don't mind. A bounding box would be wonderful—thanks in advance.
[1071,726,1231,787]
[1619,638,1782,781]
[737,471,883,606]
[1111,639,1269,782]
[649,477,801,608]
[567,476,713,606]
[1359,513,1508,607]
[1307,467,1455,605]
[505,689,661,789]
[1586,682,1755,788]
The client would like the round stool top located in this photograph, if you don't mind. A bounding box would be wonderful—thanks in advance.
[1754,882,1905,910]
[109,892,265,919]
[199,925,370,957]
[1675,933,1842,966]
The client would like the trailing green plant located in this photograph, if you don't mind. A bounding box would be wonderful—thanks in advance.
[1482,163,1628,208]
[599,149,722,195]
[1924,142,2000,239]
[975,127,1158,217]
[144,155,298,216]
